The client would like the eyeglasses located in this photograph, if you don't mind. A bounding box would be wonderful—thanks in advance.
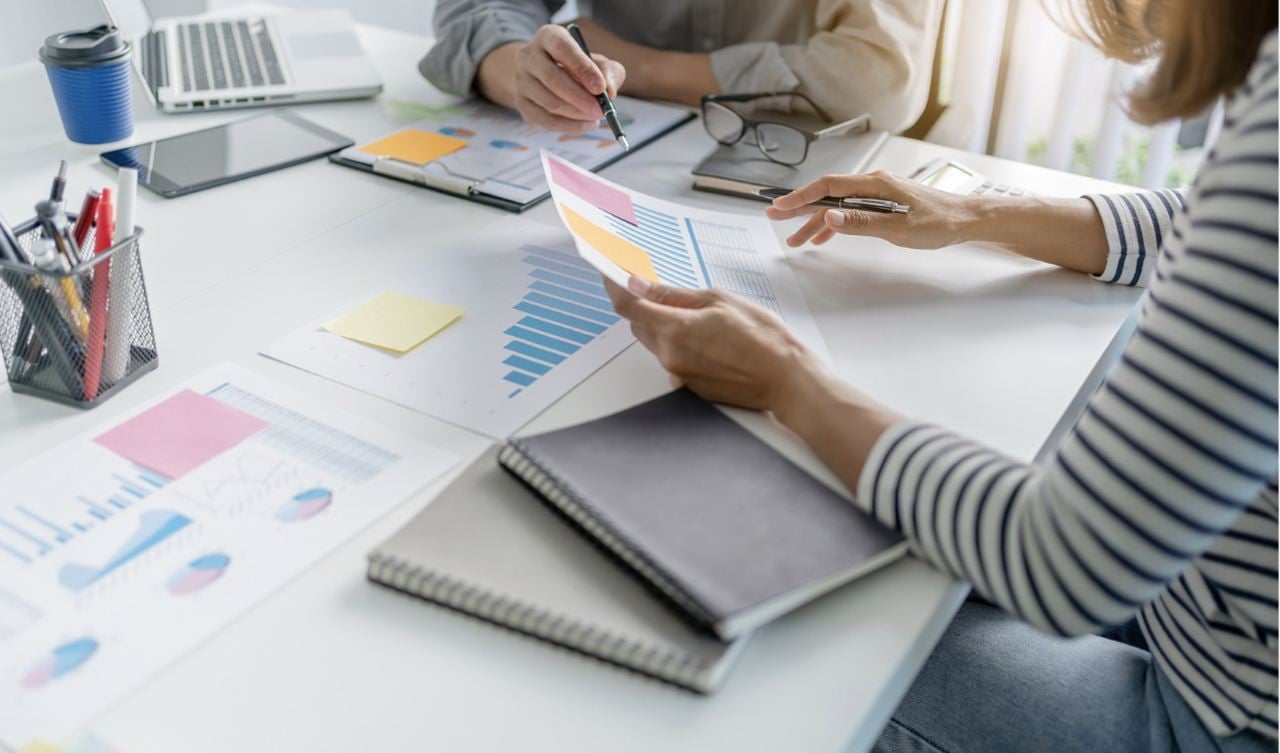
[700,92,870,166]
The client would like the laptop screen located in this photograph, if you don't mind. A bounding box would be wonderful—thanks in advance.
[100,0,153,45]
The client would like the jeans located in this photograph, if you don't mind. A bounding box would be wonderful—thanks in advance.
[872,602,1273,753]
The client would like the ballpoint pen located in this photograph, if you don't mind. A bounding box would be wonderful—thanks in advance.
[50,160,68,204]
[30,236,88,341]
[756,187,910,215]
[72,188,101,248]
[565,23,630,151]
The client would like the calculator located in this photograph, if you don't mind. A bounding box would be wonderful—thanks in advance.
[908,158,1030,197]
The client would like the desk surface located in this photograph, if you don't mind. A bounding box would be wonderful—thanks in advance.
[0,22,1139,753]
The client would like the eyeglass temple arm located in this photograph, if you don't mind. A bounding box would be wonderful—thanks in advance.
[702,91,835,122]
[815,113,872,139]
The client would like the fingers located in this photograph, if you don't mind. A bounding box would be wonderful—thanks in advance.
[785,211,832,247]
[541,26,607,94]
[592,54,625,98]
[768,171,898,214]
[524,48,603,120]
[628,276,710,309]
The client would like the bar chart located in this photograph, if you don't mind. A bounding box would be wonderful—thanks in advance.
[503,244,621,396]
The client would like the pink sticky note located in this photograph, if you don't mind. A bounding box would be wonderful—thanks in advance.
[94,390,268,480]
[547,157,637,225]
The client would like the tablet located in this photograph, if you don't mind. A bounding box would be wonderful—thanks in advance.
[101,111,353,198]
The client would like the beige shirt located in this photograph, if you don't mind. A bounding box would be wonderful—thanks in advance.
[421,0,943,133]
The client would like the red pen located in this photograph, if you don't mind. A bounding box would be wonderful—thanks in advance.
[83,188,113,401]
[72,188,101,249]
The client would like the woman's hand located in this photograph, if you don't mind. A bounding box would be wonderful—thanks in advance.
[602,276,824,414]
[765,171,977,250]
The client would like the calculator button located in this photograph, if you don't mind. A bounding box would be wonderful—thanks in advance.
[995,184,1010,193]
[972,186,988,195]
[980,180,993,188]
[1009,188,1025,196]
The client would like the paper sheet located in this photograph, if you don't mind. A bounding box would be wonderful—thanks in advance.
[262,220,634,439]
[92,390,268,479]
[335,97,692,205]
[543,151,832,363]
[0,364,459,745]
[358,128,468,166]
[323,291,464,354]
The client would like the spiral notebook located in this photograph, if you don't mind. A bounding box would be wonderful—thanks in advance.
[367,446,748,694]
[498,390,907,641]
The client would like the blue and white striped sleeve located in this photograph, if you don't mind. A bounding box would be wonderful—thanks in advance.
[1085,188,1187,288]
[854,97,1278,636]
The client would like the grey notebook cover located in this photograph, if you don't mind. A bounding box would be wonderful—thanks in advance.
[367,446,748,694]
[692,115,889,199]
[500,390,907,640]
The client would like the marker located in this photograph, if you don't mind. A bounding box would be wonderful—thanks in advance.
[83,188,114,401]
[565,23,630,151]
[103,169,136,384]
[757,187,910,215]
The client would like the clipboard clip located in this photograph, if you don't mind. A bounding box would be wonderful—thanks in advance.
[371,156,483,196]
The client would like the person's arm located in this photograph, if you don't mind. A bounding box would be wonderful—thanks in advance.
[419,0,559,96]
[710,0,942,131]
[561,18,718,107]
[767,171,1186,285]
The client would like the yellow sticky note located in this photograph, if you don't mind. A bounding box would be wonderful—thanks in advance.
[324,292,465,354]
[560,205,659,283]
[358,129,468,166]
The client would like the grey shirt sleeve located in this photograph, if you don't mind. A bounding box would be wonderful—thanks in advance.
[419,0,564,96]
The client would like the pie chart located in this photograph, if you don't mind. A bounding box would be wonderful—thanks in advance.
[21,637,98,689]
[277,487,332,522]
[167,553,231,595]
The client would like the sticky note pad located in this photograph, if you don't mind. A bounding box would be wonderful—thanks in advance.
[359,129,468,166]
[560,205,658,283]
[324,291,465,354]
[548,157,637,224]
[94,390,268,480]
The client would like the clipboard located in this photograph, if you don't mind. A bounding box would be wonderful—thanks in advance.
[329,97,695,213]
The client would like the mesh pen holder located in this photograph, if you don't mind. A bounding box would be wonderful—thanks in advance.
[0,216,158,408]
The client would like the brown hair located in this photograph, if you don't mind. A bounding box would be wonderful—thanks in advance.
[1047,0,1278,123]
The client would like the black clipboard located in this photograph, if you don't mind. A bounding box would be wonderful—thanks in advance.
[328,110,695,213]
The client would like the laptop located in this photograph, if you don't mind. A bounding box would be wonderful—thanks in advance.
[100,0,382,113]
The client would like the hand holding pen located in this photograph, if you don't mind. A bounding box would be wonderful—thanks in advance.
[765,171,971,250]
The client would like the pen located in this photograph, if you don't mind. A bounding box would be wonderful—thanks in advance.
[30,236,88,341]
[1,268,83,396]
[565,23,630,151]
[756,187,910,215]
[72,188,101,249]
[50,160,68,204]
[0,212,23,263]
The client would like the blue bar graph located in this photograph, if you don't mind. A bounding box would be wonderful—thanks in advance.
[607,205,704,289]
[502,245,620,396]
[0,466,168,566]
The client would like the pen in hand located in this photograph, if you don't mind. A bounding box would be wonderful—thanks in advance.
[757,187,910,215]
[565,23,630,152]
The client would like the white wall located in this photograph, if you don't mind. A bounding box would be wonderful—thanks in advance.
[1,0,207,67]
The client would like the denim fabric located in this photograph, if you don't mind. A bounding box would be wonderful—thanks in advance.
[871,603,1273,753]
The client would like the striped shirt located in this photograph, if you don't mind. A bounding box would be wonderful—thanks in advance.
[856,32,1279,739]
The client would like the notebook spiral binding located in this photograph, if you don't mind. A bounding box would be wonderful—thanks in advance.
[497,443,718,634]
[366,549,715,691]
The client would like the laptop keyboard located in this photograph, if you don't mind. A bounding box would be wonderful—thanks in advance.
[179,19,285,92]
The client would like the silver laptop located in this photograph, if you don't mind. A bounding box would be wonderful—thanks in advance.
[100,0,382,112]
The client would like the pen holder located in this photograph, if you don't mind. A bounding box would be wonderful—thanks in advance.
[0,216,158,408]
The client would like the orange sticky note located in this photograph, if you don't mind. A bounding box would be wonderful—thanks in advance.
[359,129,468,165]
[560,205,659,283]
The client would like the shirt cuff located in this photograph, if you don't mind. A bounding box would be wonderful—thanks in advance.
[709,41,800,96]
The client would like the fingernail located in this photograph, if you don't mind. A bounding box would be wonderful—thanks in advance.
[628,275,652,295]
[826,209,846,226]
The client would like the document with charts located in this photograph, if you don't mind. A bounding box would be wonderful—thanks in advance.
[261,221,635,439]
[330,97,694,211]
[542,151,832,363]
[0,364,459,745]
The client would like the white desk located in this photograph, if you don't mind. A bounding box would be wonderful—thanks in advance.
[0,22,1139,753]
